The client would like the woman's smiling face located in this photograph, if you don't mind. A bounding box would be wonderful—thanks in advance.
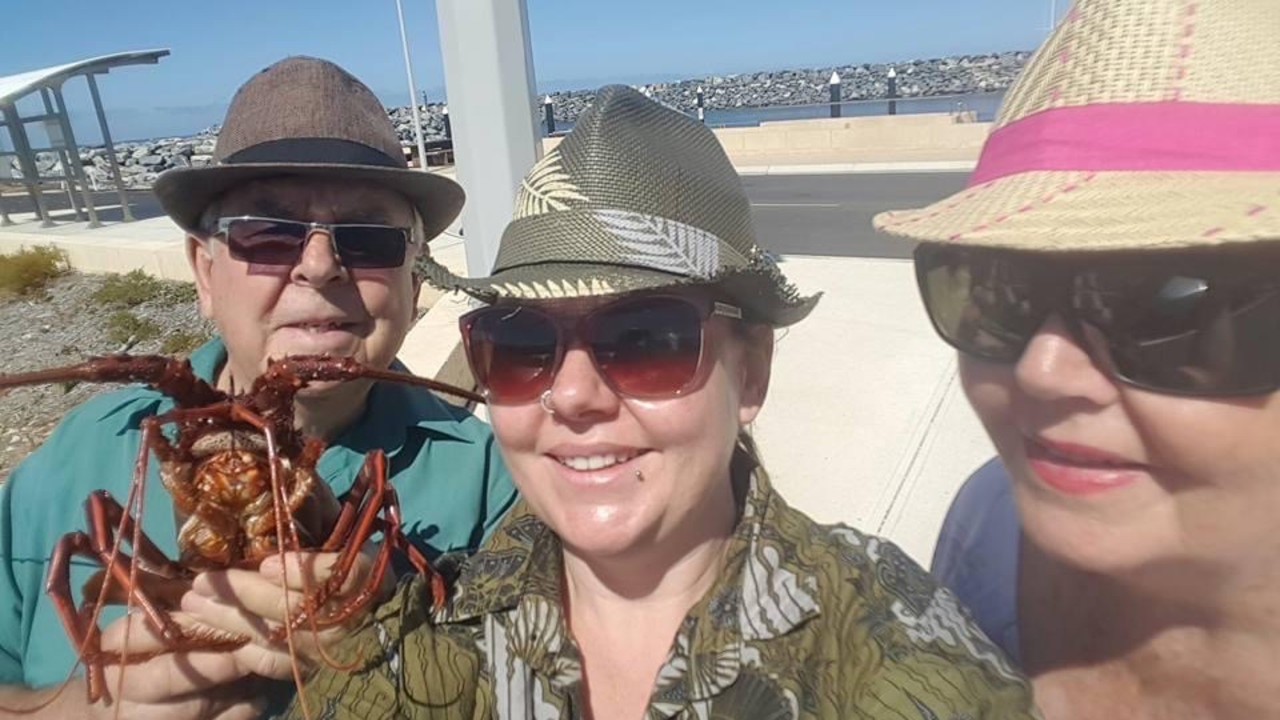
[485,292,773,560]
[961,315,1280,578]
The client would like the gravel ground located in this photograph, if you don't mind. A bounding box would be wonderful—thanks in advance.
[0,273,214,480]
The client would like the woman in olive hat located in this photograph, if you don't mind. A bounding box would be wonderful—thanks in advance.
[290,85,1037,719]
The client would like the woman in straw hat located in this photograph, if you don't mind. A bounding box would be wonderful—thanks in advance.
[876,0,1280,716]
[287,85,1038,719]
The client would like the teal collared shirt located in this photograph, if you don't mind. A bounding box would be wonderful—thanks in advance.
[0,339,517,689]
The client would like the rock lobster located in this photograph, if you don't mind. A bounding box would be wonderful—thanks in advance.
[0,353,484,712]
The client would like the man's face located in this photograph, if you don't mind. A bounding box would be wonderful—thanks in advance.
[188,176,422,392]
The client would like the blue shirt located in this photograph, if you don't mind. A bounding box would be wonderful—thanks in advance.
[0,338,517,689]
[930,457,1022,663]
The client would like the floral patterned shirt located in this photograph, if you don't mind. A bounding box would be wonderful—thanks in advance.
[291,461,1039,719]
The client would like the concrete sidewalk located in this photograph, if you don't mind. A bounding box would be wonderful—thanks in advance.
[751,254,989,564]
[0,167,991,568]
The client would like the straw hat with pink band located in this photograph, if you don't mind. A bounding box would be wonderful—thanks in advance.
[874,0,1280,251]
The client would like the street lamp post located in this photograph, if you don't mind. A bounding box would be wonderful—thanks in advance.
[543,95,556,135]
[887,67,898,115]
[828,72,841,118]
[395,0,428,169]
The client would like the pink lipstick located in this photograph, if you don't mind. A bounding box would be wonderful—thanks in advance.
[1024,437,1147,497]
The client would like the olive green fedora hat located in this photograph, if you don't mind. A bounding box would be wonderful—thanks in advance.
[421,84,819,327]
[153,56,464,240]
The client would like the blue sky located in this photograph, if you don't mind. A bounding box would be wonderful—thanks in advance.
[2,0,1065,141]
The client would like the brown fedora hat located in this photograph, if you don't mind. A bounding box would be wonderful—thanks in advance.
[153,56,463,240]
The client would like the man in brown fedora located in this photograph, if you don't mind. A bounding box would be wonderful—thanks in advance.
[0,56,515,718]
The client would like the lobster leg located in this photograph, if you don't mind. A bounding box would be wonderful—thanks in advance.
[269,449,393,638]
[378,484,445,607]
[317,448,384,556]
[45,491,244,704]
[144,414,205,518]
[271,449,446,642]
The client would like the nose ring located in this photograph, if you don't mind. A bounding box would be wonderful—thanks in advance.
[539,389,558,416]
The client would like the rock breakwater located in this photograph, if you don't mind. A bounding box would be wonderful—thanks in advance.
[5,51,1027,189]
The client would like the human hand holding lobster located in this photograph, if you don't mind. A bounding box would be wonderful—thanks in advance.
[0,635,269,720]
[179,547,397,678]
[83,611,275,720]
[55,546,392,720]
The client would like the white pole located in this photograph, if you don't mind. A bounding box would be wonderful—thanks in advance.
[396,0,428,170]
[436,0,540,276]
[1049,0,1058,31]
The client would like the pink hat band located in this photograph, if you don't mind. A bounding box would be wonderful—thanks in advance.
[968,102,1280,187]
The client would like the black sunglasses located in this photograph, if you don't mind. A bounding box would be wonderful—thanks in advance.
[460,294,743,404]
[914,244,1280,396]
[214,216,414,269]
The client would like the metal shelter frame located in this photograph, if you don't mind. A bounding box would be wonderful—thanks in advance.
[0,49,170,227]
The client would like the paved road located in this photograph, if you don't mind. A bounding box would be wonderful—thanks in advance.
[743,172,969,258]
[3,172,971,258]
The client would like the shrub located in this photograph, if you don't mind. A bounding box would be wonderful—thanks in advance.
[0,246,69,298]
[93,269,197,307]
[160,330,211,355]
[106,311,161,346]
[161,281,199,305]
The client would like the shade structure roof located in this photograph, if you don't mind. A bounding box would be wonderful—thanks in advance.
[0,49,170,106]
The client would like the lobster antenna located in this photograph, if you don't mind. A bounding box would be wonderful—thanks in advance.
[257,413,313,719]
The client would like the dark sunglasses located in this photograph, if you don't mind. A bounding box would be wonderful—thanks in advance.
[914,244,1280,397]
[214,216,414,269]
[459,294,744,404]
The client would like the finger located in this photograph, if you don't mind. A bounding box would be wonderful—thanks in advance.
[260,549,376,596]
[97,611,170,655]
[99,609,228,655]
[182,588,352,661]
[192,567,314,624]
[197,555,384,626]
[230,641,313,681]
[102,646,251,703]
[194,558,345,611]
[193,566,293,598]
[275,547,399,612]
[147,675,273,720]
[181,590,280,643]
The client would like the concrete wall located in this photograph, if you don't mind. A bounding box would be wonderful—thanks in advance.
[543,112,990,166]
[0,230,194,282]
[0,229,454,310]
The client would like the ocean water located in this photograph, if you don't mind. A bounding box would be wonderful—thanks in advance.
[544,91,1006,136]
[709,91,1006,127]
